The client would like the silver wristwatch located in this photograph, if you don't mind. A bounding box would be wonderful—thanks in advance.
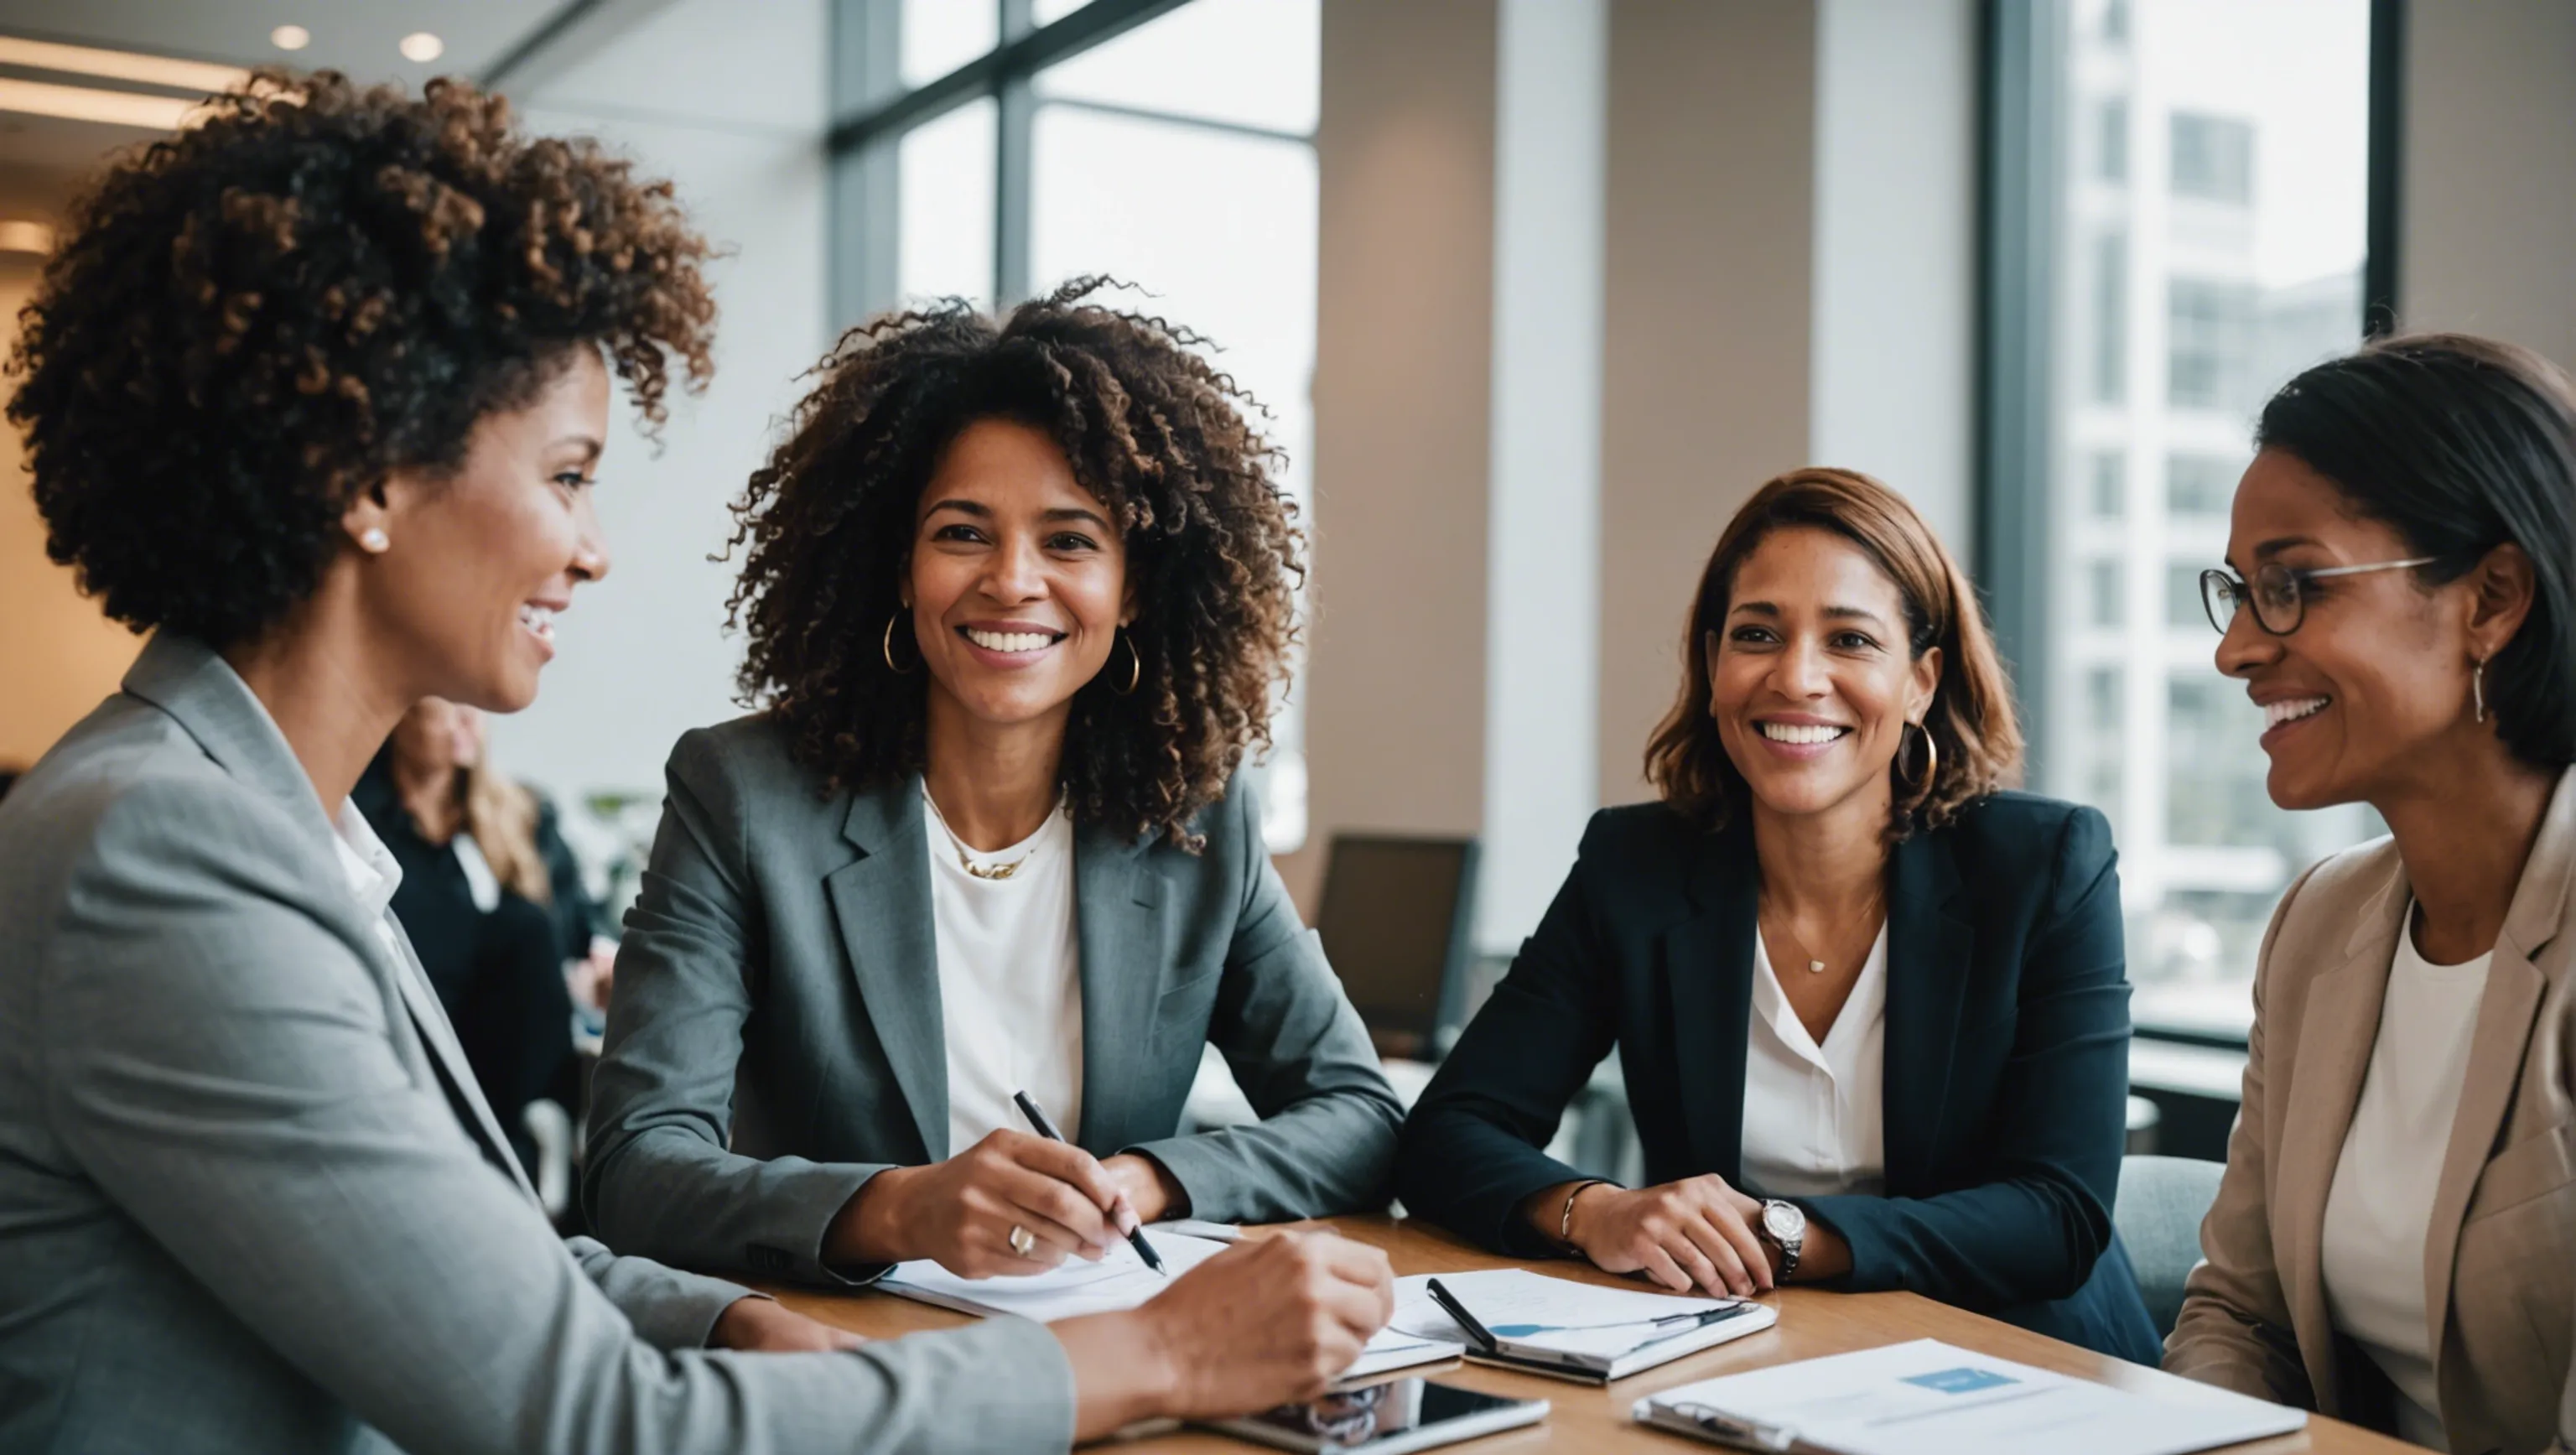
[1758,1198,1805,1279]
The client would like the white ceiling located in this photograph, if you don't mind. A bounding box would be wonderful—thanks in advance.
[0,0,579,203]
[0,1,567,81]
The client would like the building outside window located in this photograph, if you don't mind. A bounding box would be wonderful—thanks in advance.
[830,0,1319,851]
[2024,0,2379,1037]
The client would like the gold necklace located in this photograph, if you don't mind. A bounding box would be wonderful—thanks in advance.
[923,787,1041,881]
[1758,893,1883,975]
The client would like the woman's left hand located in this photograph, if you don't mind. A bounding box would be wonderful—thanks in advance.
[1101,1152,1187,1226]
[1561,1174,1774,1297]
[709,1295,866,1353]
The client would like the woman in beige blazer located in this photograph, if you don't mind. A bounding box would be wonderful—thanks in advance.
[2167,333,2576,1455]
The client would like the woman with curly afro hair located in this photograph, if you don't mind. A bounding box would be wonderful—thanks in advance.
[0,78,1388,1454]
[584,282,1404,1291]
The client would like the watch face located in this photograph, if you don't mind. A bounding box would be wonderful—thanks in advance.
[1762,1201,1805,1241]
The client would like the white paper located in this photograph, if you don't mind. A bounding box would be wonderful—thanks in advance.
[1392,1268,1742,1359]
[882,1232,1459,1379]
[1637,1338,2305,1455]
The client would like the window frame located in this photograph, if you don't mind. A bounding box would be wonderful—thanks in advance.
[1974,0,2407,1049]
[826,0,1316,325]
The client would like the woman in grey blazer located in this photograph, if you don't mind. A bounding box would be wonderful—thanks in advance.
[586,285,1403,1286]
[0,75,1389,1455]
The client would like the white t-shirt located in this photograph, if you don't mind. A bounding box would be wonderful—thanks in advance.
[1741,926,1888,1198]
[2319,906,2491,1453]
[922,787,1085,1160]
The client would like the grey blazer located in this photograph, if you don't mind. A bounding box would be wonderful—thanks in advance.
[0,637,1074,1454]
[584,715,1401,1286]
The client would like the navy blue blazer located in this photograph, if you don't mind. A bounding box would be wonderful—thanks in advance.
[1397,792,2160,1364]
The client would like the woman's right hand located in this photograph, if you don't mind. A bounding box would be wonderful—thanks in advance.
[1056,1233,1396,1440]
[827,1129,1135,1276]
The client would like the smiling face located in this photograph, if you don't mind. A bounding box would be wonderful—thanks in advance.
[1708,527,1941,824]
[350,348,611,713]
[2215,447,2493,809]
[905,418,1133,740]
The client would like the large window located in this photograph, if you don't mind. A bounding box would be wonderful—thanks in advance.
[828,0,1319,850]
[1986,0,2386,1037]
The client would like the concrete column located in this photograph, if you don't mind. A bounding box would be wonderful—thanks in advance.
[1596,0,1818,807]
[1285,0,1501,907]
[1478,0,1607,952]
[2399,0,2576,366]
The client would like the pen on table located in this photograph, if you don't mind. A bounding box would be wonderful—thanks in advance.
[1423,1278,1498,1351]
[1013,1089,1168,1276]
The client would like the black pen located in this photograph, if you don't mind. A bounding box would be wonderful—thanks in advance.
[1013,1089,1167,1276]
[1424,1278,1498,1351]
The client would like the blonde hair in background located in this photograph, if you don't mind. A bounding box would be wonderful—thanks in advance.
[460,759,551,907]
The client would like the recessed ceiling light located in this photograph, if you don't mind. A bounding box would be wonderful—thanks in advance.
[398,32,444,63]
[270,24,310,52]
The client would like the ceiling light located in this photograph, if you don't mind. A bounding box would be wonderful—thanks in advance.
[0,220,55,254]
[0,36,247,94]
[270,24,311,52]
[0,76,199,131]
[399,32,444,63]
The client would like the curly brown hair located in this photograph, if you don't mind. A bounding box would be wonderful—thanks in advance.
[724,279,1302,850]
[1644,467,2024,836]
[7,70,715,648]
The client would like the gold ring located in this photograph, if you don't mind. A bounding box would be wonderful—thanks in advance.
[1008,1225,1036,1259]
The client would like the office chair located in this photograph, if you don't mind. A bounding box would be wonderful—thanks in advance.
[1313,834,1480,1063]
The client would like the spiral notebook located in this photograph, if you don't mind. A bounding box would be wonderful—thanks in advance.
[1389,1269,1777,1384]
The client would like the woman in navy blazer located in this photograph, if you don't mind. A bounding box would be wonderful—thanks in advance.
[1399,469,2159,1363]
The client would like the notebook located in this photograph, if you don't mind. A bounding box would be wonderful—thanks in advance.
[1633,1338,2307,1455]
[1389,1269,1777,1384]
[880,1231,1463,1382]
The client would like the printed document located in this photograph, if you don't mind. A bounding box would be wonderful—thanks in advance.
[1634,1338,2305,1455]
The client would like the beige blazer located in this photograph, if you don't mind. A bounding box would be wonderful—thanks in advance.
[2167,767,2576,1455]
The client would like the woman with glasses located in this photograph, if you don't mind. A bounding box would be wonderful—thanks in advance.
[2166,334,2576,1455]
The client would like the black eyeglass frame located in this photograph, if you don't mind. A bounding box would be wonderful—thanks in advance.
[2199,555,2438,637]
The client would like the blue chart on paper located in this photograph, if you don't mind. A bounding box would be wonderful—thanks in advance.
[1901,1366,2020,1395]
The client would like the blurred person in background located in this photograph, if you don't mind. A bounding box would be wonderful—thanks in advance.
[2168,335,2576,1455]
[1397,469,2160,1362]
[356,696,610,1177]
[0,71,1390,1454]
[585,283,1402,1290]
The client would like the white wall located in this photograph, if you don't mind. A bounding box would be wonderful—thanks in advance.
[1480,0,1607,952]
[486,0,831,803]
[2400,0,2576,368]
[1810,0,1979,553]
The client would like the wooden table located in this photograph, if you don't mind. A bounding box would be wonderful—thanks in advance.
[761,1215,2412,1452]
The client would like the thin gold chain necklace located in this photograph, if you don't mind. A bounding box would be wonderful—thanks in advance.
[1758,891,1884,975]
[922,784,1046,881]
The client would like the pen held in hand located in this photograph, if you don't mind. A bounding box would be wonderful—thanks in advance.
[1012,1089,1168,1276]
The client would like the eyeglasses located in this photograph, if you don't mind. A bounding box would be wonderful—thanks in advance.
[2199,557,2437,637]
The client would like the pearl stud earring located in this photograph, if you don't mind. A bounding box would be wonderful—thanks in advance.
[359,528,390,553]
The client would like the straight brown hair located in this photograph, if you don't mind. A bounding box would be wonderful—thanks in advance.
[1644,467,2024,835]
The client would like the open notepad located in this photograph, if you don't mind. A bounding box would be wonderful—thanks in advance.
[1389,1268,1777,1384]
[1633,1339,2305,1455]
[880,1231,1464,1382]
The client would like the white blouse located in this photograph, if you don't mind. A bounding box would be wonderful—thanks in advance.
[1741,926,1888,1198]
[921,788,1085,1160]
[2319,907,2491,1452]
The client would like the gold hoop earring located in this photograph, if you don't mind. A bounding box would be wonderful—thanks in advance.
[1111,629,1141,696]
[1899,720,1939,796]
[882,612,917,674]
[2473,656,2488,724]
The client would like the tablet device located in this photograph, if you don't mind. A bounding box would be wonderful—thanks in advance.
[1200,1379,1547,1453]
